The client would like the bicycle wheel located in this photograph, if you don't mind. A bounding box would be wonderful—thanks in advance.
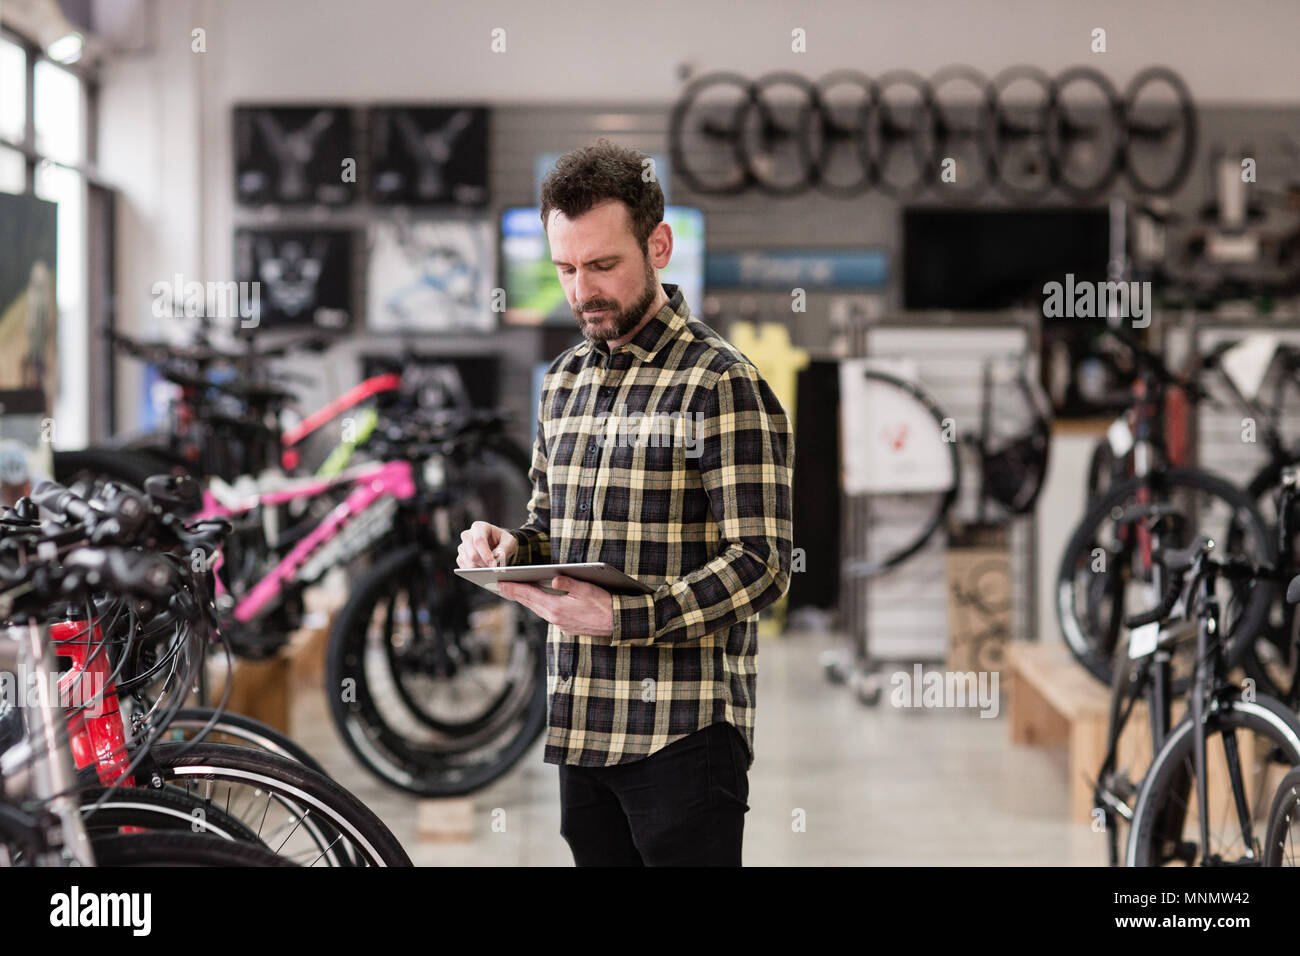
[842,367,960,579]
[669,72,753,196]
[327,543,547,796]
[1084,436,1121,504]
[133,742,411,866]
[1263,766,1300,865]
[1231,457,1300,701]
[89,831,296,866]
[1128,695,1300,865]
[159,707,330,778]
[79,785,264,843]
[1056,467,1276,687]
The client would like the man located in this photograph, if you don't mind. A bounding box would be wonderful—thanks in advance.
[456,139,794,866]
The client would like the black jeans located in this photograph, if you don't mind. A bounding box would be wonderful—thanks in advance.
[558,721,750,866]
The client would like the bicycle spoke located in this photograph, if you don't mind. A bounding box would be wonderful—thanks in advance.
[272,808,311,855]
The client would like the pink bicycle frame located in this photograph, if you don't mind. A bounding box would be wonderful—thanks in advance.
[196,459,417,624]
[280,373,402,448]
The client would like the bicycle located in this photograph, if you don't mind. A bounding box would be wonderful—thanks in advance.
[1056,327,1277,692]
[2,478,412,865]
[1094,529,1300,866]
[0,497,289,866]
[1264,764,1300,865]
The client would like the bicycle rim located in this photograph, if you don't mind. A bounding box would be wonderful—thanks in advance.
[1128,698,1300,866]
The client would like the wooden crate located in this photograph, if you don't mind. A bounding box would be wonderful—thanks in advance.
[207,583,345,735]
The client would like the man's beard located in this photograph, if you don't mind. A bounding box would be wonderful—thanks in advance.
[575,256,658,343]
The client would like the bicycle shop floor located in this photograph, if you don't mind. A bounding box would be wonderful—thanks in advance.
[291,631,1106,866]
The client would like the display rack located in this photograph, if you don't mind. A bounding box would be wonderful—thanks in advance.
[835,310,1042,702]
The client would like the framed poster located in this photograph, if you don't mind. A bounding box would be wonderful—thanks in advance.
[234,228,354,331]
[366,217,495,333]
[369,106,489,206]
[0,192,57,504]
[361,353,499,411]
[234,105,357,205]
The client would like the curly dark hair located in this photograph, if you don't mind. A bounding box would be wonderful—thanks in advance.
[539,138,664,254]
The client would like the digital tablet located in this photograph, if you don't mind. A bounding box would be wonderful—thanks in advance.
[454,562,656,596]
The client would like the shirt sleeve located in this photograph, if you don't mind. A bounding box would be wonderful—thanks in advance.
[507,384,552,565]
[608,361,794,646]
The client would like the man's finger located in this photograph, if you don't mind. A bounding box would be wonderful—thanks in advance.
[500,581,543,608]
[470,529,496,566]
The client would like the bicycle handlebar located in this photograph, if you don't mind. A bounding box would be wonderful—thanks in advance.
[1123,579,1183,629]
[1100,326,1213,405]
[59,547,177,600]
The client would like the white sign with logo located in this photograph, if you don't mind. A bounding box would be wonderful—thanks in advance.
[840,358,956,495]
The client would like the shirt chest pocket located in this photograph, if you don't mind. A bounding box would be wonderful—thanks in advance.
[600,406,692,474]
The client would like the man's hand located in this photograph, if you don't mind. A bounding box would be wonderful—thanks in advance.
[457,520,518,568]
[498,575,615,637]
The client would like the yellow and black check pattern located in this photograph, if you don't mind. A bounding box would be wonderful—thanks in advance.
[507,284,794,769]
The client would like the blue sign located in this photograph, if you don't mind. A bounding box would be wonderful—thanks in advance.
[705,249,889,290]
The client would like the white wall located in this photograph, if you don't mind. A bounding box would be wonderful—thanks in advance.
[96,0,1300,425]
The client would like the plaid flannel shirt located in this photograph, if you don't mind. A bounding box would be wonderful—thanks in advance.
[507,284,794,769]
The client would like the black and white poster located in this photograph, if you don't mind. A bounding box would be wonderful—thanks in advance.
[368,106,489,206]
[234,228,354,331]
[234,105,357,205]
[366,218,495,333]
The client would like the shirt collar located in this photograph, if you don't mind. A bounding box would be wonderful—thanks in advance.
[574,284,688,363]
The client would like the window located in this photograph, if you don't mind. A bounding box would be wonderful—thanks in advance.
[0,37,23,142]
[35,160,88,448]
[33,59,83,164]
[0,147,22,193]
[3,31,96,449]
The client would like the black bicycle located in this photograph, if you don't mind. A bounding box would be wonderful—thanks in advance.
[1092,517,1300,866]
[1056,328,1277,692]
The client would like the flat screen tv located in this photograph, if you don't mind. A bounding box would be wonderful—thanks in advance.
[902,207,1112,312]
[501,205,704,325]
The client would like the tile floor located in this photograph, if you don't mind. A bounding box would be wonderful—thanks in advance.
[292,631,1107,866]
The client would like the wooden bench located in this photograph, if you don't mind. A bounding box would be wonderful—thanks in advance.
[1008,640,1107,824]
[1006,640,1288,829]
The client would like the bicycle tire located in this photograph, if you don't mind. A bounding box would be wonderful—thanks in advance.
[89,831,296,867]
[79,785,264,843]
[137,743,411,866]
[669,72,753,196]
[1127,695,1300,865]
[1263,766,1300,865]
[1047,66,1125,199]
[0,802,43,862]
[1056,467,1277,686]
[1085,436,1120,504]
[162,707,331,778]
[1122,66,1198,197]
[1231,455,1300,702]
[846,368,961,578]
[327,543,547,797]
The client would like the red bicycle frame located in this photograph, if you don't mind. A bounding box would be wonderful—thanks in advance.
[54,618,133,787]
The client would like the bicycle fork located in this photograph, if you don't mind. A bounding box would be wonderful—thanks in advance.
[1190,570,1259,864]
